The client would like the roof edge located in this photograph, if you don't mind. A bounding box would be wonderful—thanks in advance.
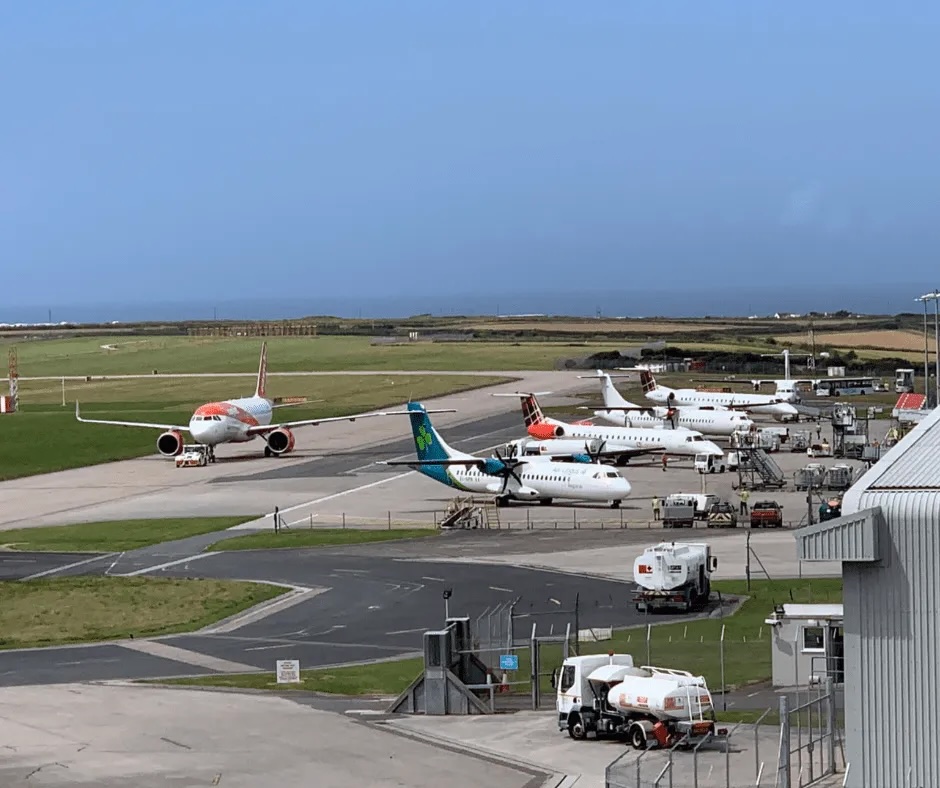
[794,506,883,563]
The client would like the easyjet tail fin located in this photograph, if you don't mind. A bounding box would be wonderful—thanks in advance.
[255,342,268,398]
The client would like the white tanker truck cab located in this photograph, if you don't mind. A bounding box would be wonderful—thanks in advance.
[553,654,727,750]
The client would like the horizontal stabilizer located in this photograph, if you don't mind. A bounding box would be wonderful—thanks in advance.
[491,391,552,398]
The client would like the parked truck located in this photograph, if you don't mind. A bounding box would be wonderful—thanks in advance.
[633,542,717,612]
[705,501,738,528]
[749,500,784,528]
[554,654,729,750]
[825,464,854,491]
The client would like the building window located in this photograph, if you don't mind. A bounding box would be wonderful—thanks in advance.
[802,626,825,652]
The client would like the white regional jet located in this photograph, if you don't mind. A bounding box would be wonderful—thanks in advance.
[635,369,800,422]
[497,392,725,464]
[75,343,452,461]
[582,371,755,437]
[383,402,632,508]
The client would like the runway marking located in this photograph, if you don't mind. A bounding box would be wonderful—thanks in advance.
[489,586,514,593]
[385,627,427,636]
[421,576,446,582]
[117,552,217,577]
[21,553,117,581]
[332,568,368,574]
[244,644,287,652]
[118,639,257,673]
[268,472,415,517]
[105,552,126,576]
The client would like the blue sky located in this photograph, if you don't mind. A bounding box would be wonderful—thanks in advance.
[2,2,939,318]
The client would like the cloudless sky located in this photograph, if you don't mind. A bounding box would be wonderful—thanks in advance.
[2,2,939,316]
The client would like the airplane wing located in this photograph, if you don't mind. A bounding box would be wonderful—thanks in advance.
[244,408,457,436]
[75,402,190,432]
[380,458,489,468]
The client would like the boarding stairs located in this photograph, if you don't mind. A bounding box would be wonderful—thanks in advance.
[439,496,496,529]
[736,447,786,490]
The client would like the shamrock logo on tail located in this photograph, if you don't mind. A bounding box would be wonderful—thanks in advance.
[416,425,433,452]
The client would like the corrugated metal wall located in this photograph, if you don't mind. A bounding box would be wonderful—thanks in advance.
[844,490,940,788]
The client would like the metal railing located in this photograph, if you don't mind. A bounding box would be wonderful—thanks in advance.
[777,677,843,788]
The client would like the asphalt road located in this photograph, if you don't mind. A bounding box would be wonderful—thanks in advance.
[0,530,698,687]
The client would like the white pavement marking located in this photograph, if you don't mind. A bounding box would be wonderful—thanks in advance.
[198,585,327,635]
[117,552,217,576]
[385,627,427,636]
[20,553,116,581]
[118,639,256,673]
[489,586,513,593]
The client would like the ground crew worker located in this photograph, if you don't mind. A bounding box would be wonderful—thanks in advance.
[651,496,661,521]
[816,424,822,440]
[738,488,750,515]
[662,455,668,472]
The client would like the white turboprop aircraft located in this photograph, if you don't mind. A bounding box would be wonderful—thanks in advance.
[634,369,800,422]
[580,371,755,437]
[75,342,453,461]
[495,392,725,464]
[382,402,633,508]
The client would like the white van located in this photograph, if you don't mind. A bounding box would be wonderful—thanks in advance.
[695,452,727,474]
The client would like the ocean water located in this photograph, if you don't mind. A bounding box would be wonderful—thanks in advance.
[2,283,935,325]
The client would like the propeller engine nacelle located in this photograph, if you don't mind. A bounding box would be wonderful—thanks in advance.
[266,427,296,455]
[157,430,185,457]
[527,423,564,439]
[512,486,541,499]
[481,458,508,475]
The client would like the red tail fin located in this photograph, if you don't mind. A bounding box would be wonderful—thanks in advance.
[255,342,268,398]
[639,369,657,394]
[520,395,544,427]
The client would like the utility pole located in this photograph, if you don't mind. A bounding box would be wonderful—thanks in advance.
[919,295,930,402]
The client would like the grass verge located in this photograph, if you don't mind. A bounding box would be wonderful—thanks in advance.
[0,576,286,650]
[578,579,843,690]
[208,528,438,551]
[0,517,257,553]
[150,656,425,695]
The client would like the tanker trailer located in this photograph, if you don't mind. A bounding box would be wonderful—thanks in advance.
[555,654,728,750]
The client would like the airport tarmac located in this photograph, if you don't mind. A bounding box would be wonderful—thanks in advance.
[0,370,585,530]
[0,527,692,687]
[0,682,547,788]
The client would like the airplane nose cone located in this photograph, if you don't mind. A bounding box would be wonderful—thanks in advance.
[617,478,632,497]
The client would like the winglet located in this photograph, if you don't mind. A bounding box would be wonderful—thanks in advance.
[255,342,268,399]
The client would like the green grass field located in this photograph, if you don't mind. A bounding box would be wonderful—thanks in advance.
[2,335,616,375]
[0,374,508,481]
[0,576,286,650]
[208,528,437,551]
[0,517,255,552]
[580,578,843,690]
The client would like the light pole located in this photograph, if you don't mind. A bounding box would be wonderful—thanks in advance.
[917,291,940,407]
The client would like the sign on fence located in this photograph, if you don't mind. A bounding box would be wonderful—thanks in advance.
[499,654,518,671]
[578,627,612,643]
[276,659,301,683]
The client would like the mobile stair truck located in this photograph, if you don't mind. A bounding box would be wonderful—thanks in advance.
[554,654,729,750]
[632,542,718,613]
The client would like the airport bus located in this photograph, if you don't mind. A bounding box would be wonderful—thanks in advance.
[813,377,880,397]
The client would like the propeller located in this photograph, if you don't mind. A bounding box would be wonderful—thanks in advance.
[581,439,607,463]
[663,407,678,429]
[492,447,525,493]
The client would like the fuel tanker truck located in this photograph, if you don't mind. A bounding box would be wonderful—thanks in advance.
[553,653,728,750]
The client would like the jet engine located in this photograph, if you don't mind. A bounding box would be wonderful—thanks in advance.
[527,422,564,439]
[157,430,185,457]
[266,427,296,456]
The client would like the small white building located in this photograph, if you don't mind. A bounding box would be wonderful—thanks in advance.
[764,603,844,688]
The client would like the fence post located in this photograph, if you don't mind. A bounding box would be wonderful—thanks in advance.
[342,512,346,529]
[529,623,539,711]
[388,510,391,529]
[720,624,726,710]
[825,676,837,774]
[646,624,651,666]
[574,593,580,656]
[273,506,279,533]
[779,694,791,788]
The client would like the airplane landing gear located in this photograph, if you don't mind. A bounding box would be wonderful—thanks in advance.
[495,495,510,508]
[609,499,621,509]
[264,445,272,458]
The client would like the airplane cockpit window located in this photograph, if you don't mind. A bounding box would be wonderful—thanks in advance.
[605,471,619,478]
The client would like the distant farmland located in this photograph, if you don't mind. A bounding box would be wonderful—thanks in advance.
[798,330,926,352]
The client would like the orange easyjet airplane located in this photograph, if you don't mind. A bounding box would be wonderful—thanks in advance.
[75,342,453,462]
